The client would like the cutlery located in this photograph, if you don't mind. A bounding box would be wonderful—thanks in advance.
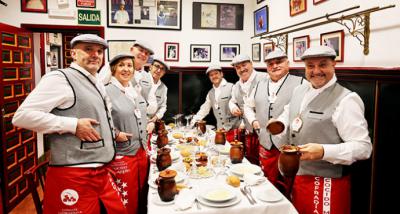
[240,186,254,205]
[194,198,201,210]
[244,185,257,204]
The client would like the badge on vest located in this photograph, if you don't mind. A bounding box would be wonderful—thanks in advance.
[268,92,277,104]
[214,103,219,109]
[292,116,303,132]
[134,109,142,119]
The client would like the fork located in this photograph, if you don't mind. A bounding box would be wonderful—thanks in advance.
[240,186,254,205]
[194,198,201,210]
[245,185,257,204]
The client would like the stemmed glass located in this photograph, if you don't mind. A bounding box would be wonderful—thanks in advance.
[184,114,194,129]
[172,113,183,129]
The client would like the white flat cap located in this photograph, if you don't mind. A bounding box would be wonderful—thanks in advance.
[264,49,287,61]
[205,64,222,75]
[109,53,134,66]
[70,34,108,48]
[231,54,251,66]
[153,59,170,71]
[133,40,154,55]
[301,45,336,60]
[120,0,125,5]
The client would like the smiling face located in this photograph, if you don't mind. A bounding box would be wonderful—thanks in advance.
[265,57,290,82]
[130,45,150,70]
[71,43,104,75]
[233,61,253,82]
[149,61,166,82]
[304,57,336,89]
[207,70,223,87]
[111,57,134,87]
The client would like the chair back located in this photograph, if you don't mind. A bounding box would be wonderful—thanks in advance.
[24,160,49,214]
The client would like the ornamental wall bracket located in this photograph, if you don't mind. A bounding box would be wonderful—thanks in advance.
[265,34,288,53]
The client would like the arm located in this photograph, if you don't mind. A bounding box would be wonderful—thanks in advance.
[243,89,257,128]
[155,87,168,120]
[191,93,212,126]
[229,87,242,116]
[147,85,158,118]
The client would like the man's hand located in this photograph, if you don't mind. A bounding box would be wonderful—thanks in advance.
[149,115,158,123]
[76,118,101,141]
[146,122,155,134]
[116,132,133,142]
[252,120,260,130]
[298,143,324,161]
[231,107,242,117]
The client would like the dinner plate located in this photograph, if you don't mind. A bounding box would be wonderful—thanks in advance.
[216,145,230,155]
[189,167,214,179]
[256,188,283,202]
[148,172,186,189]
[152,194,175,206]
[196,192,241,208]
[230,163,262,177]
[200,187,236,203]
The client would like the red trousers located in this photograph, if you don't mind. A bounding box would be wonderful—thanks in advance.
[292,175,351,214]
[259,145,280,186]
[108,147,149,214]
[43,166,127,214]
[245,132,260,165]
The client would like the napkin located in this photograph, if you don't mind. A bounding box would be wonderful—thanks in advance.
[175,189,195,210]
[243,173,266,186]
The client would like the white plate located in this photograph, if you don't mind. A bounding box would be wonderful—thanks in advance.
[152,194,175,206]
[148,172,186,189]
[230,163,262,177]
[200,187,236,202]
[151,152,180,162]
[196,192,241,207]
[216,145,230,155]
[256,188,283,202]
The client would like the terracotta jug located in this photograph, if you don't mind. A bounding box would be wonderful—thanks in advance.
[197,120,207,134]
[266,119,285,135]
[230,140,244,164]
[214,129,226,145]
[278,145,300,177]
[156,147,172,171]
[155,119,166,133]
[156,129,169,148]
[156,169,177,202]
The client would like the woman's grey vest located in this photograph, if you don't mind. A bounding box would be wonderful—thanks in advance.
[254,74,303,150]
[289,83,351,178]
[48,68,115,166]
[106,84,148,156]
[208,82,239,130]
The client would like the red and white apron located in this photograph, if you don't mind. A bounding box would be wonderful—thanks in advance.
[258,145,280,186]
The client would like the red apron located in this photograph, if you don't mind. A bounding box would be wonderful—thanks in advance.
[43,166,127,214]
[245,132,260,165]
[225,129,236,143]
[258,145,280,186]
[292,175,351,214]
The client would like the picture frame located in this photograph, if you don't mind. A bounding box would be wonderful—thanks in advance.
[263,42,275,61]
[252,43,261,62]
[107,40,136,61]
[293,35,310,62]
[289,0,306,16]
[220,44,240,62]
[257,0,265,4]
[21,0,48,13]
[320,30,345,62]
[190,44,211,62]
[50,46,61,70]
[164,42,179,62]
[313,0,328,5]
[254,5,268,36]
[76,0,96,8]
[192,2,244,30]
[107,0,182,30]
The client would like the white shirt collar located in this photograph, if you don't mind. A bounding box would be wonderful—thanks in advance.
[213,78,227,89]
[70,62,96,78]
[307,74,337,93]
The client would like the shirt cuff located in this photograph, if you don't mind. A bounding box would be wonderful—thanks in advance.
[321,144,338,161]
[64,117,78,134]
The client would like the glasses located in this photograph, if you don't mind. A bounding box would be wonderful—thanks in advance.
[152,63,166,72]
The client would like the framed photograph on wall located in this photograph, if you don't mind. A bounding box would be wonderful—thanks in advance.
[21,0,48,13]
[263,42,275,61]
[164,42,179,62]
[252,43,261,62]
[289,0,306,16]
[107,0,182,30]
[320,30,344,62]
[293,35,310,62]
[313,0,328,5]
[190,44,211,62]
[193,2,244,30]
[257,0,265,4]
[77,0,96,8]
[107,40,136,61]
[254,6,268,36]
[220,44,240,62]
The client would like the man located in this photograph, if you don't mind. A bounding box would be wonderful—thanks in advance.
[147,59,169,122]
[277,46,372,213]
[114,0,130,24]
[191,65,239,138]
[244,50,304,187]
[229,54,267,164]
[12,34,127,214]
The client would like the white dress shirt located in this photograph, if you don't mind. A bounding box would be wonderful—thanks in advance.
[148,78,167,119]
[229,70,258,112]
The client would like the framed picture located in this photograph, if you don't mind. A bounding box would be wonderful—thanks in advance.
[313,0,328,5]
[193,3,244,30]
[21,0,48,13]
[164,42,179,62]
[190,44,211,62]
[320,30,345,62]
[220,44,240,62]
[263,42,275,61]
[107,40,136,61]
[252,43,261,62]
[289,0,306,16]
[257,0,265,4]
[254,6,268,36]
[77,0,96,8]
[107,0,182,30]
[50,46,61,70]
[293,35,310,62]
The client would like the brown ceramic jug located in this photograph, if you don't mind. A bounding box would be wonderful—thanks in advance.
[229,140,244,164]
[155,119,166,133]
[214,129,226,145]
[156,169,178,202]
[156,147,172,171]
[266,119,285,135]
[197,120,207,135]
[156,129,169,148]
[278,144,300,177]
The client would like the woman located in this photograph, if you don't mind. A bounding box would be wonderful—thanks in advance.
[105,54,153,214]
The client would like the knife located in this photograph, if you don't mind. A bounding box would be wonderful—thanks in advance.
[240,186,254,205]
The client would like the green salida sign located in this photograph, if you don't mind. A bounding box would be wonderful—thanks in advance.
[78,9,101,25]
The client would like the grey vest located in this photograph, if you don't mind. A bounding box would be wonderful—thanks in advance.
[106,84,148,156]
[254,74,303,149]
[48,68,115,166]
[148,81,168,119]
[209,82,240,130]
[232,71,266,131]
[289,83,351,178]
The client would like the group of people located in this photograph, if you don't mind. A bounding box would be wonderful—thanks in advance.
[12,33,372,214]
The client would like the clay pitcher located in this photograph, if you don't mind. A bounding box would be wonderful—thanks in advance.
[229,140,244,164]
[278,145,300,177]
[156,169,178,202]
[266,119,285,135]
[156,129,169,148]
[155,119,166,133]
[156,147,172,171]
[197,120,207,134]
[214,129,226,145]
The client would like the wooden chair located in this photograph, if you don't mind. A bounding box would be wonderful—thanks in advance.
[24,160,49,214]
